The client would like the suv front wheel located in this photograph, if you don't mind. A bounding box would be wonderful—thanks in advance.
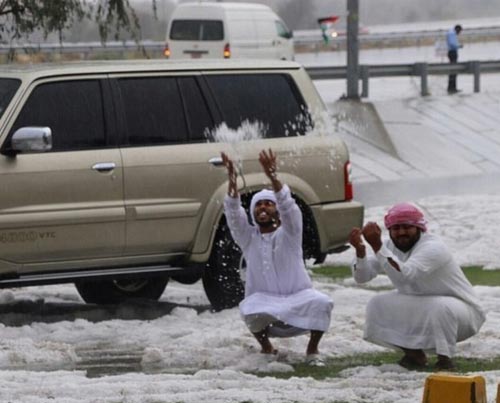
[75,277,169,304]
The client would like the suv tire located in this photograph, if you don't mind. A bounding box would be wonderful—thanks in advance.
[202,220,245,311]
[75,277,169,304]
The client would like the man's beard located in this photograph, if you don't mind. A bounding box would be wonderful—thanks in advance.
[392,231,421,252]
[257,219,275,229]
[256,216,279,229]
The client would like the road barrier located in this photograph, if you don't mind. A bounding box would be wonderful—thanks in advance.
[1,41,499,98]
[305,60,500,97]
[2,25,500,58]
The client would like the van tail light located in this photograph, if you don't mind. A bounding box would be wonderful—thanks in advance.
[344,161,353,201]
[163,43,171,58]
[223,43,231,58]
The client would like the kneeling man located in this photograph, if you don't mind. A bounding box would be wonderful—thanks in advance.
[349,202,485,370]
[222,149,333,366]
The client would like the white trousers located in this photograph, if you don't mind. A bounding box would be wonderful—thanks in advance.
[364,291,484,357]
[240,288,333,337]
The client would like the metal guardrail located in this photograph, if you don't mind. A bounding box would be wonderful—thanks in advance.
[1,25,500,56]
[294,26,500,46]
[1,40,499,98]
[305,60,500,97]
[0,40,164,56]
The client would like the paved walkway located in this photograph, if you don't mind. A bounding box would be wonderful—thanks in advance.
[320,78,500,206]
[334,90,500,183]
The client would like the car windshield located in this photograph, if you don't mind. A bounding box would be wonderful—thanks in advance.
[0,78,21,120]
[170,20,224,41]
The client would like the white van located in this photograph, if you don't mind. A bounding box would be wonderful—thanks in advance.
[164,2,294,60]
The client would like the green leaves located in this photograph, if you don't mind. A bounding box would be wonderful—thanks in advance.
[0,0,152,43]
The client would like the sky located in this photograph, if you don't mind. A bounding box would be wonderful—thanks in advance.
[1,46,500,402]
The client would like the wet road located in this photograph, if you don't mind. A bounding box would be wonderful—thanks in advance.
[356,172,500,208]
[0,295,211,377]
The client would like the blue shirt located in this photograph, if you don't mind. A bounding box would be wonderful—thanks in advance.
[446,28,460,51]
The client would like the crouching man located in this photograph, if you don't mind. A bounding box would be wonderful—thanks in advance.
[221,149,333,366]
[349,202,485,370]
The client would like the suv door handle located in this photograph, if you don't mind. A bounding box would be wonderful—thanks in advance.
[92,162,116,172]
[209,157,224,167]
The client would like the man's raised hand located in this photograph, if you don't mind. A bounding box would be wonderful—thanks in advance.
[221,152,238,197]
[259,149,282,192]
[221,152,235,177]
[259,149,277,179]
[362,222,383,253]
[349,227,366,258]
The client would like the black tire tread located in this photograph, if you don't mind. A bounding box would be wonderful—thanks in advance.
[75,277,169,304]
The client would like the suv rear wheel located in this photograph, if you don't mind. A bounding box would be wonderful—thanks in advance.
[202,220,245,311]
[75,277,169,304]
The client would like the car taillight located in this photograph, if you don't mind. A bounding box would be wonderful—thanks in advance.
[223,43,231,58]
[344,161,353,200]
[163,44,171,58]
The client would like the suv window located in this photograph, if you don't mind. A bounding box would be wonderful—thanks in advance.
[117,76,213,145]
[170,20,224,41]
[178,77,215,141]
[8,80,106,152]
[0,78,21,120]
[205,74,310,137]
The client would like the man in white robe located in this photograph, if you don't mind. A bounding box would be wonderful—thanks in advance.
[349,202,485,370]
[221,149,333,365]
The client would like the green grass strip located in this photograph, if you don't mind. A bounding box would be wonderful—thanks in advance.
[261,352,500,380]
[311,265,500,286]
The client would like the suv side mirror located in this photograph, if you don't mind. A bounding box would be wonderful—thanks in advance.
[3,127,52,156]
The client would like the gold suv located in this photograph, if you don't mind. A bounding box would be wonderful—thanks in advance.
[0,60,363,310]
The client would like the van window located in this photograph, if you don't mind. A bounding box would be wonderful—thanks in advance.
[170,20,224,41]
[0,78,20,120]
[117,76,213,145]
[275,20,292,39]
[205,74,310,137]
[8,80,106,151]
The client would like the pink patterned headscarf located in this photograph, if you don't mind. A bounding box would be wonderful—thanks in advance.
[384,202,427,232]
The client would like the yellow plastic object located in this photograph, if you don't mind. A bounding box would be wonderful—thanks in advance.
[422,374,487,403]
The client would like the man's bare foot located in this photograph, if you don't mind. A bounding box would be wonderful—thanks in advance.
[253,330,276,355]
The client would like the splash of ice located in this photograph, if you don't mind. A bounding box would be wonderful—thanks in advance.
[206,120,268,182]
[206,120,266,144]
[206,110,344,192]
[304,108,339,138]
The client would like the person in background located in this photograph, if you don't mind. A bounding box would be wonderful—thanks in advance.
[446,24,463,94]
[349,202,485,370]
[221,149,334,366]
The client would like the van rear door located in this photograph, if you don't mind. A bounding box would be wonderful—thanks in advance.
[168,19,225,59]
